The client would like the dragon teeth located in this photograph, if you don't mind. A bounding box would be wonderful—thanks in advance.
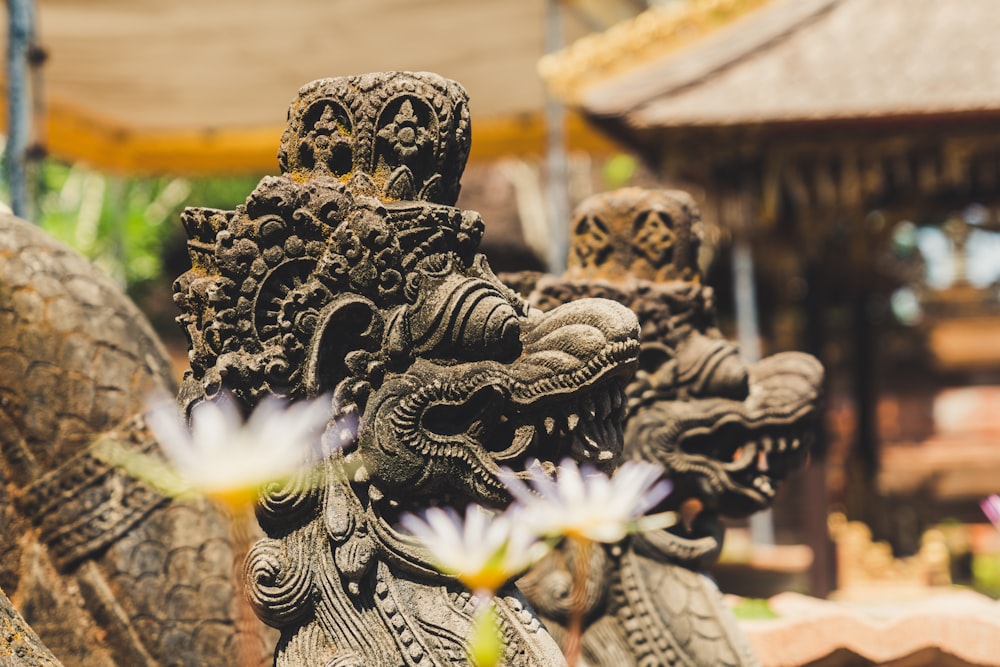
[757,450,769,472]
[610,389,623,410]
[567,413,580,432]
[581,395,597,420]
[596,391,611,420]
[543,416,556,435]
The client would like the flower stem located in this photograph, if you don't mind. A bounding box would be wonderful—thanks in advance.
[562,538,591,667]
[469,593,502,667]
[225,502,261,667]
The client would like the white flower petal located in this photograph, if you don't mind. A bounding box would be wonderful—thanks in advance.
[556,458,586,506]
[141,391,341,504]
[496,467,536,505]
[399,503,545,591]
[500,458,673,544]
[146,396,196,467]
[189,398,242,457]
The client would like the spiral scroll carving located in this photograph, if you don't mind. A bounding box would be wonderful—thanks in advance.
[256,466,324,532]
[174,72,643,666]
[245,536,316,628]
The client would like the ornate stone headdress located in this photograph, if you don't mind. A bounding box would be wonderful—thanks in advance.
[174,72,486,419]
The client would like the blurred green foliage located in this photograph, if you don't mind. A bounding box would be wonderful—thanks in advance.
[972,553,1000,598]
[730,597,779,620]
[602,152,639,189]
[28,160,262,298]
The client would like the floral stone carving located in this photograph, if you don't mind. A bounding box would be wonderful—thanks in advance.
[173,72,641,666]
[510,188,824,666]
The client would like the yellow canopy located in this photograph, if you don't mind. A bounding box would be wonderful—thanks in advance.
[2,0,616,175]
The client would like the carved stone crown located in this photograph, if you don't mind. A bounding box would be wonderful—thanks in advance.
[566,187,702,283]
[277,71,472,206]
[174,72,485,420]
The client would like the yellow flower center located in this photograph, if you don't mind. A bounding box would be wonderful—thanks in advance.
[205,485,259,510]
[456,566,510,595]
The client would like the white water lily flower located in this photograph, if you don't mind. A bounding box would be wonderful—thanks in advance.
[400,504,549,596]
[499,458,675,544]
[129,392,336,507]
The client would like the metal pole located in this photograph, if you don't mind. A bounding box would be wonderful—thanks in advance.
[732,233,776,546]
[733,237,762,362]
[545,0,569,274]
[5,0,35,220]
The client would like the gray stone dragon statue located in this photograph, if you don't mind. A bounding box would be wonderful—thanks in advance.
[0,71,640,666]
[509,188,824,666]
[171,72,641,666]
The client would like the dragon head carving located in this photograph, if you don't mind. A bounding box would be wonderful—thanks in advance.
[174,72,638,665]
[624,308,821,519]
[525,188,823,521]
[513,187,824,666]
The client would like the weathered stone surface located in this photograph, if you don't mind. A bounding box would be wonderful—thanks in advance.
[509,188,825,666]
[743,590,1000,667]
[0,75,825,667]
[565,187,702,285]
[173,71,642,666]
[0,585,62,667]
[0,216,272,666]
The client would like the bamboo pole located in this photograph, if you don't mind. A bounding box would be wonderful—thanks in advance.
[5,0,34,220]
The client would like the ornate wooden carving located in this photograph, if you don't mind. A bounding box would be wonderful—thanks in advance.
[173,72,641,666]
[510,187,824,666]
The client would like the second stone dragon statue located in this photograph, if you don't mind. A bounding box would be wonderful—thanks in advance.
[509,187,824,667]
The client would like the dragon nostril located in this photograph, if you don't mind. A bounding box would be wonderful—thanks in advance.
[704,357,749,400]
[495,313,522,361]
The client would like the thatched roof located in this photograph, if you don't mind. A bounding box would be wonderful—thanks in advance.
[545,0,1000,129]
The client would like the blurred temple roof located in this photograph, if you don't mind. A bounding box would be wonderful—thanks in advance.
[542,0,1000,129]
[1,0,621,174]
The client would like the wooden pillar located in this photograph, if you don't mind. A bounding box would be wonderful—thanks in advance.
[845,208,883,548]
[786,157,837,597]
[544,0,569,274]
[802,255,834,598]
[726,190,776,546]
[852,288,878,484]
